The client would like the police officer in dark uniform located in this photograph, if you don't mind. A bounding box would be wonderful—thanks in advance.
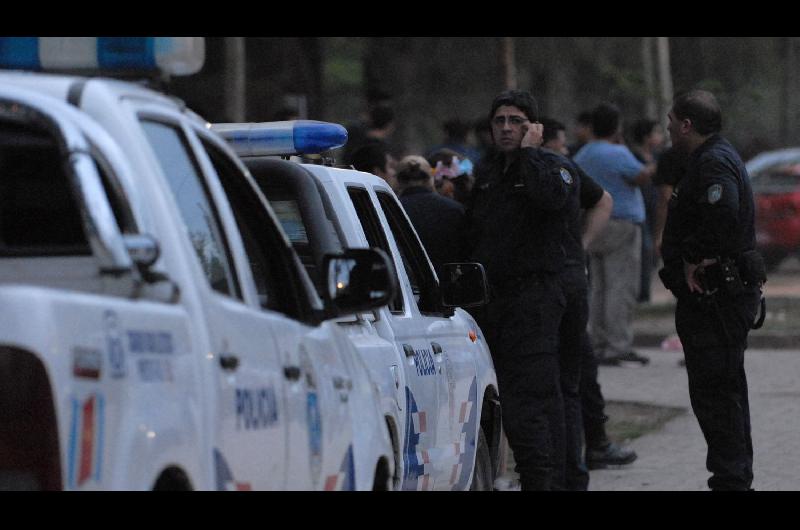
[660,89,766,491]
[468,90,578,490]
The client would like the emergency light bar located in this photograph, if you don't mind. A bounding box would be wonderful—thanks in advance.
[0,37,205,76]
[213,121,348,157]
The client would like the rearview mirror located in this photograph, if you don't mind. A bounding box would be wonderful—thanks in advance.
[323,248,396,316]
[440,262,489,308]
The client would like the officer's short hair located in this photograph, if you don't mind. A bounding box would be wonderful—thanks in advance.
[489,90,539,123]
[540,117,566,145]
[351,142,389,173]
[592,103,620,138]
[672,89,722,135]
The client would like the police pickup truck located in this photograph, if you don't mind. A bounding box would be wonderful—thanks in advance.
[0,37,397,490]
[213,121,502,490]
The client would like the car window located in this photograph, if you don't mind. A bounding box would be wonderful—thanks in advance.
[347,186,403,313]
[199,137,307,320]
[0,118,90,256]
[375,191,441,315]
[752,162,800,192]
[140,119,241,299]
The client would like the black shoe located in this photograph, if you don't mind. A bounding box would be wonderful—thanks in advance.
[616,351,650,365]
[596,355,621,366]
[586,442,638,470]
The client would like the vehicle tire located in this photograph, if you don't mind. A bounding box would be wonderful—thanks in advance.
[470,427,494,491]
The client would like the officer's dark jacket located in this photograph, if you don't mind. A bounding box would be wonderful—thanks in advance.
[566,163,604,267]
[661,134,756,269]
[399,185,467,276]
[467,147,575,287]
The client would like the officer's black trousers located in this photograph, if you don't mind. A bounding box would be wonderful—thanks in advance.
[580,335,608,450]
[484,273,567,491]
[675,287,761,491]
[557,268,590,491]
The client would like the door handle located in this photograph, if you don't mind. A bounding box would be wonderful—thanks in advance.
[219,354,240,371]
[283,365,302,381]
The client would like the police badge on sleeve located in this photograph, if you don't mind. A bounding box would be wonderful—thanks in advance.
[707,184,723,204]
[559,167,573,185]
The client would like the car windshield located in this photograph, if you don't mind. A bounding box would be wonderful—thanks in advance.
[751,162,800,193]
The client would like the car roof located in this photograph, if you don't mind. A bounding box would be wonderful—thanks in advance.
[746,147,800,176]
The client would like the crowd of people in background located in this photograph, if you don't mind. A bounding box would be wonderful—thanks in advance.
[313,90,697,490]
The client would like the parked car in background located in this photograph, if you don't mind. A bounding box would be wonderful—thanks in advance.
[746,148,800,271]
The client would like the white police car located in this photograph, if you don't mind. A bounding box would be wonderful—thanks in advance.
[214,120,502,490]
[0,37,396,490]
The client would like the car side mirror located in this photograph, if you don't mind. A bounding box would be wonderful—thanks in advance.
[440,262,490,308]
[323,248,396,316]
[123,233,160,269]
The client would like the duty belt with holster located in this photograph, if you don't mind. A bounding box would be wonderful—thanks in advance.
[658,249,767,330]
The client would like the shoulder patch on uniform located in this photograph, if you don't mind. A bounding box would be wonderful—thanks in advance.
[707,183,723,204]
[559,167,573,185]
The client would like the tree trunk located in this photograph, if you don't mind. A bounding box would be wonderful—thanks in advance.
[223,37,246,122]
[780,37,796,146]
[656,37,674,135]
[642,37,657,120]
[299,37,323,120]
[501,37,517,90]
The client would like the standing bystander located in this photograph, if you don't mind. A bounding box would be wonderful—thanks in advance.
[629,119,666,303]
[542,119,637,486]
[395,155,467,276]
[574,103,656,366]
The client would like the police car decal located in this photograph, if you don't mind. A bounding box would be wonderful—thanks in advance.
[72,346,102,380]
[137,358,174,382]
[411,347,437,377]
[104,310,126,380]
[708,184,723,204]
[450,377,478,490]
[214,448,252,491]
[235,387,280,430]
[127,329,174,354]
[67,393,105,489]
[402,387,434,490]
[299,346,323,485]
[323,445,355,491]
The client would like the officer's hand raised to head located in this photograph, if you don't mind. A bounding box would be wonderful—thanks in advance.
[521,122,543,149]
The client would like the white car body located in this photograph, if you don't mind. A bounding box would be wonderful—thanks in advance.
[0,73,393,491]
[238,154,502,490]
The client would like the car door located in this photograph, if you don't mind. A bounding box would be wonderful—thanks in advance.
[345,185,450,490]
[372,189,481,490]
[191,130,357,490]
[138,116,297,490]
[247,159,401,488]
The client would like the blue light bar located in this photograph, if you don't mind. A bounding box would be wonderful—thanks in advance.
[0,37,204,76]
[213,121,348,157]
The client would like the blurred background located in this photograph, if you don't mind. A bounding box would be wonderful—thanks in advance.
[167,37,800,160]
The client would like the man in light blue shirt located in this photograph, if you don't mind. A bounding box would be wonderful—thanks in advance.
[574,103,655,366]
